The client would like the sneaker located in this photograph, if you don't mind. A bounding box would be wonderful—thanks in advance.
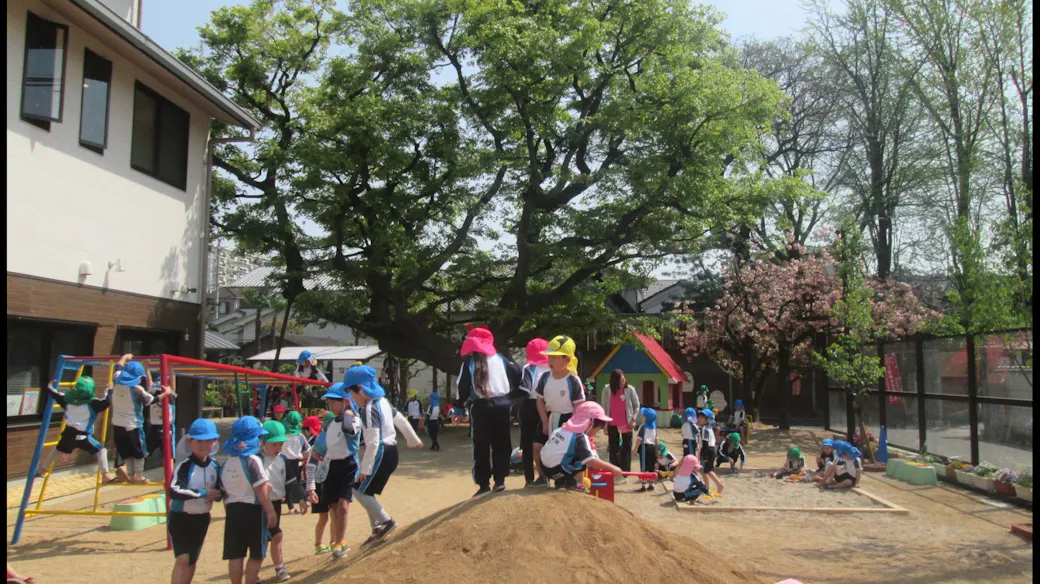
[530,477,549,488]
[332,544,350,558]
[492,483,506,493]
[473,486,491,498]
[276,569,291,582]
[373,518,397,542]
[314,544,330,554]
[647,483,655,491]
[637,485,647,492]
[614,476,628,485]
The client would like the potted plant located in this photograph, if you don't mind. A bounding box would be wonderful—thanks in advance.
[1014,470,1032,502]
[994,469,1019,496]
[921,448,949,477]
[949,459,972,484]
[972,463,998,492]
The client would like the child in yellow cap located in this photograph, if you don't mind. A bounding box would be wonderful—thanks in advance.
[535,335,587,452]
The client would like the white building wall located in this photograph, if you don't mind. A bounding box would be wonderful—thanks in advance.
[97,0,140,27]
[6,0,209,305]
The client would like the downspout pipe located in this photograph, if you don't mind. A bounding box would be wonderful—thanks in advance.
[197,128,257,414]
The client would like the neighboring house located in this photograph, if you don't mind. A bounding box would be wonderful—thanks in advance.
[207,245,270,292]
[6,0,260,478]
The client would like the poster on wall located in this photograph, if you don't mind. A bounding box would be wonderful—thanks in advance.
[20,390,40,415]
[7,395,23,416]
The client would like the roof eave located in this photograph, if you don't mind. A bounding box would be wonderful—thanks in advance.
[53,0,261,130]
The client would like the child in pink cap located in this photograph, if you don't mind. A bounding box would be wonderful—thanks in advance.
[539,402,623,489]
[672,455,714,505]
[511,338,551,488]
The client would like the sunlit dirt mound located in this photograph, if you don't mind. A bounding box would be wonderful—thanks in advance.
[305,490,761,584]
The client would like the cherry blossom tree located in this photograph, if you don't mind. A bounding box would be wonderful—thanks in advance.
[678,234,934,430]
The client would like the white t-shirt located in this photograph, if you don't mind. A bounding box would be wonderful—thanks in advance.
[262,453,289,501]
[730,410,746,427]
[535,372,585,414]
[359,398,397,475]
[782,456,807,473]
[427,405,440,419]
[519,364,551,399]
[636,425,658,446]
[169,455,220,515]
[220,455,269,505]
[697,424,716,449]
[280,433,310,460]
[110,384,154,429]
[457,355,515,400]
[836,456,862,479]
[681,419,696,441]
[406,399,422,419]
[540,428,598,472]
[325,411,362,460]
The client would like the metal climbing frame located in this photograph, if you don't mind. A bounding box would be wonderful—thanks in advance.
[11,354,331,547]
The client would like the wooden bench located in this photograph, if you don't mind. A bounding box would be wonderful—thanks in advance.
[202,407,223,419]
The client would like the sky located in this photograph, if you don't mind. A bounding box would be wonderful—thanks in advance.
[143,0,816,51]
[141,0,818,277]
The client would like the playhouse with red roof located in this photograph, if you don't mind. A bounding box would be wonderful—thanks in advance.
[588,331,692,412]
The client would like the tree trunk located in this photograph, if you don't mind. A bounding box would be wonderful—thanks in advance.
[777,345,792,430]
[272,298,294,374]
[398,360,410,405]
[254,309,262,353]
[853,393,877,463]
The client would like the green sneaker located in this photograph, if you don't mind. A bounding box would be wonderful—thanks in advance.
[314,544,331,554]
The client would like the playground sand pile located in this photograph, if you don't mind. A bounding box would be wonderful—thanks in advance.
[323,490,761,584]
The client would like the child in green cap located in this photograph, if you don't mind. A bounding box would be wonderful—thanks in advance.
[260,419,292,582]
[40,376,116,483]
[279,411,311,516]
[772,446,807,479]
[716,432,746,474]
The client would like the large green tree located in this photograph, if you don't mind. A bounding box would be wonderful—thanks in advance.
[190,0,784,372]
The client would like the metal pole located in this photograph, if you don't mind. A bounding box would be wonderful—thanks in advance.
[12,355,67,544]
[91,363,115,512]
[160,355,173,550]
[915,337,927,453]
[966,335,980,465]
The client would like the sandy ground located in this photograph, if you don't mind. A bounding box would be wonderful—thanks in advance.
[6,423,1033,584]
[667,471,882,509]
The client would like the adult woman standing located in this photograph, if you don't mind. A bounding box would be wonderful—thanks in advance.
[598,369,639,482]
[457,327,522,496]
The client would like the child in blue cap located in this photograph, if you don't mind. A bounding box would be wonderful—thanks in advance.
[631,407,659,492]
[145,372,177,464]
[111,353,173,483]
[316,382,362,559]
[680,407,698,457]
[168,418,222,584]
[220,416,277,584]
[695,409,725,494]
[722,399,747,441]
[343,365,423,547]
[821,442,862,489]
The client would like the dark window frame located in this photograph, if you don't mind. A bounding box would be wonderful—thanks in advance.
[20,11,70,131]
[7,318,96,424]
[129,81,190,190]
[79,48,113,155]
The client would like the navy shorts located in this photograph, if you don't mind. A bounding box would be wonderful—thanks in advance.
[321,457,358,506]
[700,447,716,473]
[113,426,146,460]
[222,503,267,561]
[311,481,329,514]
[168,511,211,565]
[358,444,399,496]
[56,425,103,455]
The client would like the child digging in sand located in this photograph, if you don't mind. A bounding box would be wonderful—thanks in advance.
[540,402,623,489]
[772,447,807,479]
[672,455,714,505]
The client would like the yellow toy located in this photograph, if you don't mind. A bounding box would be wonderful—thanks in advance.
[583,477,592,490]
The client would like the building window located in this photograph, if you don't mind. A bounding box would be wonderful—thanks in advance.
[20,12,70,131]
[119,328,177,358]
[79,49,112,154]
[130,82,190,189]
[7,319,95,420]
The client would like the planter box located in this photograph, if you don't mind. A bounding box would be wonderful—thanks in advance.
[995,481,1017,496]
[885,459,906,479]
[973,476,996,492]
[1015,485,1032,502]
[953,470,972,485]
[932,463,948,477]
[944,466,959,481]
[903,463,938,486]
